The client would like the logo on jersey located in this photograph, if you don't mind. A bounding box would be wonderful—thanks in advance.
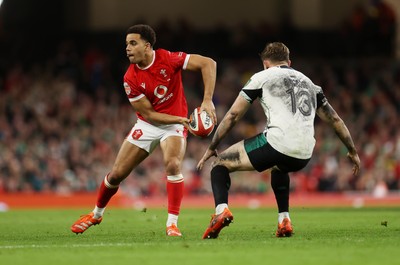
[124,82,131,95]
[140,82,146,89]
[160,69,170,81]
[154,85,168,99]
[132,129,143,140]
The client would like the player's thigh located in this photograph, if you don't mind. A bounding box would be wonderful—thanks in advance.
[112,140,149,178]
[213,140,254,172]
[160,136,186,167]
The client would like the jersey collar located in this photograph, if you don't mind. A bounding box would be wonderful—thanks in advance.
[136,50,156,70]
[276,65,292,69]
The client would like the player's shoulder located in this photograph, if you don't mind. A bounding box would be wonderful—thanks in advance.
[271,66,310,82]
[289,68,315,85]
[243,69,267,89]
[155,48,169,55]
[154,48,173,62]
[125,64,136,74]
[156,48,186,58]
[124,64,137,80]
[251,68,272,81]
[287,68,321,90]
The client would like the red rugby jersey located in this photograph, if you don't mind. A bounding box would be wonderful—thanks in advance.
[123,49,189,122]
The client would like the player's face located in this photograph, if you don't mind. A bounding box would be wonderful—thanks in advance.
[126,33,151,65]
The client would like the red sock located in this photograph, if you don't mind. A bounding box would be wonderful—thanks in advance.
[96,175,119,208]
[167,176,184,215]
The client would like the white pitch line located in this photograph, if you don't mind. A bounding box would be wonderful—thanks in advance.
[0,242,154,249]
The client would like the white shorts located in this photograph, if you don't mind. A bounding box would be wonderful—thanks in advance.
[126,119,187,153]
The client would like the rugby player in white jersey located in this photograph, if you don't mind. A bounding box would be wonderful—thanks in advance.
[197,42,360,239]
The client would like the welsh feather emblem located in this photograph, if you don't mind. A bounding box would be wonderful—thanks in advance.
[132,129,143,140]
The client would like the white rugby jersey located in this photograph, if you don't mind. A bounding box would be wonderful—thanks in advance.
[240,65,327,159]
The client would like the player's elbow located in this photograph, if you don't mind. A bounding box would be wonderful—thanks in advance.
[329,113,343,126]
[330,116,347,135]
[228,110,240,123]
[201,57,216,73]
[209,58,217,69]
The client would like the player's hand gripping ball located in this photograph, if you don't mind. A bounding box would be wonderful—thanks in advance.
[189,107,215,137]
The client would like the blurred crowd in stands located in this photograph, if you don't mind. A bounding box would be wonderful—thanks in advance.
[0,1,399,197]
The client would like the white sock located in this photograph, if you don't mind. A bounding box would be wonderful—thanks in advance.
[166,213,179,227]
[278,212,290,223]
[93,206,105,219]
[215,203,229,215]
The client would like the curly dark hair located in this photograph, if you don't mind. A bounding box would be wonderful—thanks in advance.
[126,24,156,47]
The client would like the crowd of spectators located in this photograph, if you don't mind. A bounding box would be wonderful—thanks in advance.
[0,10,399,198]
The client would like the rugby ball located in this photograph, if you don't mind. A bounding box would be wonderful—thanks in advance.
[189,107,215,137]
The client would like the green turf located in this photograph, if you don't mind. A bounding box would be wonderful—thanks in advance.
[0,207,399,265]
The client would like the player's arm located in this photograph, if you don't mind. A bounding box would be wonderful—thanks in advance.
[185,54,217,124]
[131,96,189,126]
[316,102,360,175]
[207,86,259,151]
[209,95,250,151]
[196,95,250,170]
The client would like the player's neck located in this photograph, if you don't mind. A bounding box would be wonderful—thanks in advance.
[270,61,289,68]
[264,60,291,69]
[137,50,155,69]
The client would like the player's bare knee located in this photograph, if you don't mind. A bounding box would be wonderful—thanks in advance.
[107,170,127,185]
[211,158,227,169]
[165,157,182,175]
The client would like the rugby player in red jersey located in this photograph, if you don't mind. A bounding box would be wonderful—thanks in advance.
[71,24,217,236]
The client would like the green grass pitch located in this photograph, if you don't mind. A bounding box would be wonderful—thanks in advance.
[0,207,399,265]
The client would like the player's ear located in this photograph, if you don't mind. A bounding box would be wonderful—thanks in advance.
[263,60,269,69]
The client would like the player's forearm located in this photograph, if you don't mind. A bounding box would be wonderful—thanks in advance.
[317,103,357,154]
[332,119,358,154]
[209,111,238,150]
[144,112,187,125]
[201,59,217,101]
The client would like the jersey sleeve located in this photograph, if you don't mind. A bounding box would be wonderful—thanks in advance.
[167,50,188,70]
[124,77,144,102]
[240,73,263,103]
[315,85,327,108]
